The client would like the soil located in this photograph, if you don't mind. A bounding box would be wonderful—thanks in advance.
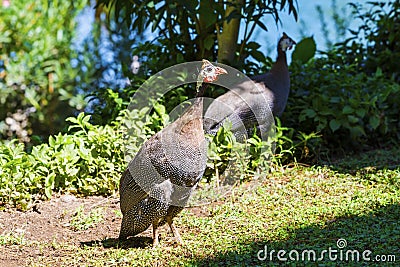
[0,194,211,267]
[0,195,120,266]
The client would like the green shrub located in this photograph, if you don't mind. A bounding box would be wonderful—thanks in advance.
[346,0,400,82]
[285,51,400,152]
[0,104,171,210]
[0,0,91,140]
[282,0,400,154]
[0,113,125,210]
[271,118,321,165]
[0,94,318,211]
[203,118,320,185]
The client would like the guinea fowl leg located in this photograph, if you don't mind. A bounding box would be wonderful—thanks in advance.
[152,220,159,247]
[166,216,183,244]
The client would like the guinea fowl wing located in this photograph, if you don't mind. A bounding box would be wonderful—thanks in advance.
[204,79,274,139]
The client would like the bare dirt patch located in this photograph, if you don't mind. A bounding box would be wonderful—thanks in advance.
[0,195,212,266]
[0,195,121,244]
[0,195,122,266]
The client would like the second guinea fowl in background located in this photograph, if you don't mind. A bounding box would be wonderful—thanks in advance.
[204,32,296,141]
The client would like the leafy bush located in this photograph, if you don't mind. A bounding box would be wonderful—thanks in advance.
[0,103,171,210]
[285,54,400,152]
[270,118,321,165]
[283,0,400,152]
[0,113,125,210]
[0,0,91,140]
[345,0,400,82]
[203,118,319,185]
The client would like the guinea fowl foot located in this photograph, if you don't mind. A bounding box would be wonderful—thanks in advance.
[152,221,159,248]
[167,216,184,245]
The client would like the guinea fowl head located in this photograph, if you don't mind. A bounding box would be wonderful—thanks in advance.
[279,32,296,52]
[196,60,227,95]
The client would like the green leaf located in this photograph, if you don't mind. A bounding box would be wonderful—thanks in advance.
[347,115,359,124]
[176,53,184,63]
[350,126,366,137]
[178,0,198,13]
[292,36,316,64]
[45,173,56,199]
[147,1,155,8]
[204,35,215,51]
[342,105,354,114]
[255,20,268,32]
[329,97,341,103]
[369,115,380,129]
[329,119,341,132]
[250,50,265,62]
[303,109,317,118]
[199,2,218,28]
[153,103,166,116]
[66,117,78,124]
[375,67,383,77]
[355,108,366,118]
[49,136,55,147]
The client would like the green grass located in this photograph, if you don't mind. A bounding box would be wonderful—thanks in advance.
[0,231,26,246]
[5,148,400,266]
[69,206,105,231]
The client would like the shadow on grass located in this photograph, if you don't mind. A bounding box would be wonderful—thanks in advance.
[191,204,400,266]
[80,236,153,249]
[327,147,400,174]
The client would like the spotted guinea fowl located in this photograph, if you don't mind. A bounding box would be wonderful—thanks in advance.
[119,60,227,246]
[204,32,296,140]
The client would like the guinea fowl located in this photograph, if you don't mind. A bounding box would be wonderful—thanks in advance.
[204,32,296,140]
[119,60,227,246]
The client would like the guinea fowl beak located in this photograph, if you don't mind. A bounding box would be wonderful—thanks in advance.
[215,67,228,75]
